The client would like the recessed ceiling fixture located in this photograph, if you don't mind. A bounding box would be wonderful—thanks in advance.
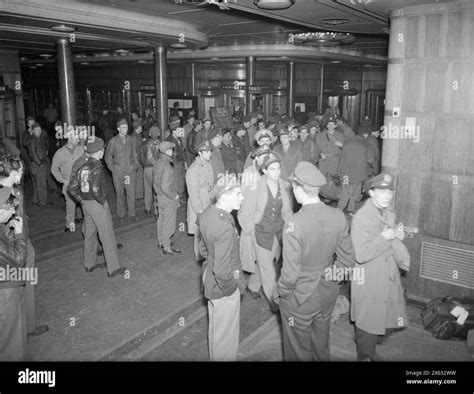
[50,24,76,33]
[350,0,372,5]
[80,62,90,65]
[29,66,37,69]
[201,86,220,97]
[169,43,188,49]
[114,49,130,54]
[292,32,355,46]
[35,63,44,66]
[330,60,341,64]
[320,18,351,26]
[39,54,53,58]
[255,0,295,10]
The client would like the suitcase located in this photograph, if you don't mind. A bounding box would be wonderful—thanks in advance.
[421,297,474,340]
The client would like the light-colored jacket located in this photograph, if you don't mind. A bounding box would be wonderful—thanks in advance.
[185,156,214,234]
[350,198,408,335]
[238,172,292,273]
[51,144,85,185]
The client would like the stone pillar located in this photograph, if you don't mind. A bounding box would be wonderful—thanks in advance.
[56,38,76,128]
[287,61,295,117]
[246,56,255,115]
[154,46,168,140]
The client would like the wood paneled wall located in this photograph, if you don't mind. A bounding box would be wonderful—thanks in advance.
[385,1,474,300]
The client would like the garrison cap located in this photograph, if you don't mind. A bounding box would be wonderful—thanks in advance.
[279,128,289,137]
[251,146,271,159]
[203,118,212,124]
[185,113,195,121]
[196,141,211,152]
[169,115,180,124]
[242,115,251,123]
[255,129,273,142]
[85,137,104,153]
[117,119,128,127]
[261,151,281,170]
[149,125,161,136]
[369,172,395,190]
[208,128,223,140]
[289,161,326,187]
[32,122,41,129]
[326,115,337,124]
[250,112,258,119]
[26,116,35,123]
[0,187,13,206]
[132,119,142,129]
[299,124,309,132]
[159,141,175,153]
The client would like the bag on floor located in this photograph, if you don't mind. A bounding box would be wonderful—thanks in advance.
[421,297,474,340]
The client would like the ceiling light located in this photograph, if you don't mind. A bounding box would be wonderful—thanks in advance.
[35,63,44,66]
[292,32,355,46]
[201,86,220,97]
[255,0,295,10]
[350,0,372,5]
[29,66,37,69]
[39,54,53,58]
[279,56,289,59]
[169,43,188,49]
[320,18,351,26]
[80,62,90,65]
[330,60,341,64]
[50,24,76,33]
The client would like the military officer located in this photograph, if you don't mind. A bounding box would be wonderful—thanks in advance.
[275,162,355,361]
[350,172,408,361]
[200,174,246,361]
[185,142,214,262]
[68,138,126,278]
[153,141,181,255]
[273,128,303,183]
[316,115,345,177]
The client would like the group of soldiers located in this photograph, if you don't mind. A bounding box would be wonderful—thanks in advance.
[0,106,408,363]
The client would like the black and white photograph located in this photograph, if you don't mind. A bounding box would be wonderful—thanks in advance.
[0,0,472,392]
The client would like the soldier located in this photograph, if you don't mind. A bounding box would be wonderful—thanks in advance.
[51,128,84,231]
[298,124,320,166]
[166,124,187,201]
[350,172,408,361]
[275,162,355,361]
[242,115,257,148]
[130,119,146,201]
[186,119,202,158]
[0,187,27,360]
[316,115,345,177]
[185,142,214,262]
[183,113,195,141]
[200,175,245,361]
[142,107,156,135]
[366,127,382,176]
[336,116,356,141]
[232,124,251,174]
[153,141,181,255]
[67,138,126,278]
[238,151,292,310]
[273,128,303,182]
[194,118,212,149]
[208,128,225,184]
[337,125,375,215]
[98,105,115,144]
[105,119,139,222]
[140,125,161,217]
[220,128,238,176]
[243,129,273,168]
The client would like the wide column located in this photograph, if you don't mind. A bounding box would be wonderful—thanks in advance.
[56,38,76,128]
[287,61,295,117]
[246,56,255,115]
[384,1,474,300]
[154,46,168,140]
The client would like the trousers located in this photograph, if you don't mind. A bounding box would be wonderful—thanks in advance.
[248,236,280,302]
[0,287,27,361]
[135,165,144,200]
[112,171,136,218]
[207,288,240,361]
[143,167,157,214]
[62,182,83,228]
[30,162,48,205]
[156,198,178,249]
[337,183,362,213]
[279,289,337,361]
[82,200,121,274]
[173,161,186,198]
[24,239,36,334]
[355,326,377,361]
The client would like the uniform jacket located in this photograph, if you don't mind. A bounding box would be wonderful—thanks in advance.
[238,174,292,273]
[140,138,161,168]
[337,135,375,185]
[27,134,49,166]
[153,153,177,203]
[316,129,344,176]
[104,135,138,175]
[185,156,214,235]
[366,135,381,175]
[337,124,355,140]
[0,224,26,289]
[130,131,146,162]
[246,125,257,147]
[166,135,186,164]
[277,202,355,307]
[220,141,238,175]
[51,144,84,184]
[233,134,251,163]
[68,157,107,205]
[350,198,408,335]
[273,142,303,181]
[186,129,198,158]
[300,137,320,166]
[209,143,225,183]
[98,112,115,132]
[201,205,243,300]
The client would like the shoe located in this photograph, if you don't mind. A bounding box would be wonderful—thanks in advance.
[85,263,106,273]
[268,300,280,313]
[27,324,49,337]
[157,242,164,250]
[145,210,151,216]
[117,243,123,250]
[64,227,72,232]
[75,218,83,224]
[129,216,139,221]
[154,214,159,220]
[97,249,103,256]
[163,248,182,255]
[247,287,262,300]
[118,217,125,223]
[107,267,127,278]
